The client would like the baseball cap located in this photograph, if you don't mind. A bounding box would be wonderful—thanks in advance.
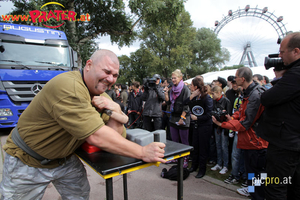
[216,77,227,89]
[227,75,235,82]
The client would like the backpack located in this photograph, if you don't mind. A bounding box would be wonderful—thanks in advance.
[161,165,190,181]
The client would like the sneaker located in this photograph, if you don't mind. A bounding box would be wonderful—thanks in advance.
[241,179,248,187]
[219,167,228,174]
[211,164,222,171]
[237,187,250,197]
[224,175,239,184]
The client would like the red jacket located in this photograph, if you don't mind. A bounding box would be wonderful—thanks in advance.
[221,83,268,150]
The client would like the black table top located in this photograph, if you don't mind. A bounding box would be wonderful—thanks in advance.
[75,140,193,176]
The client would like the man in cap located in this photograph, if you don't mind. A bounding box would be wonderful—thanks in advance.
[214,76,228,94]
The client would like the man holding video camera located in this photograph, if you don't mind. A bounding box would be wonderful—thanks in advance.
[259,32,300,200]
[142,74,165,131]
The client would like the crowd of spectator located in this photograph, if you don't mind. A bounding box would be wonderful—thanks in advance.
[106,32,300,200]
[105,66,277,199]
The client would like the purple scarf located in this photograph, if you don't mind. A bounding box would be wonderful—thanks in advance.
[170,80,184,111]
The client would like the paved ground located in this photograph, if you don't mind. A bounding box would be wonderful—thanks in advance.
[0,129,248,200]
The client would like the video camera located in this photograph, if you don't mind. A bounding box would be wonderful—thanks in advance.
[264,54,286,71]
[143,77,157,90]
[211,109,228,122]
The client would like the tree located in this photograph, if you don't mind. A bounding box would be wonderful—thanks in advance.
[220,64,244,71]
[118,47,154,85]
[188,28,230,77]
[137,10,196,78]
[8,0,185,67]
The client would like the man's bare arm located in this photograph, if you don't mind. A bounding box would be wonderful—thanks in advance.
[92,96,128,134]
[85,125,166,163]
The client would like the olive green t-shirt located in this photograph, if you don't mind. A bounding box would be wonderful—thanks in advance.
[4,71,124,168]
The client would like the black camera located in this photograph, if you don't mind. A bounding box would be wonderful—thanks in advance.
[143,78,156,90]
[211,109,228,122]
[264,54,286,71]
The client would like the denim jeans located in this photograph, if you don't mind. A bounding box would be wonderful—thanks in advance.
[214,127,229,168]
[231,133,246,180]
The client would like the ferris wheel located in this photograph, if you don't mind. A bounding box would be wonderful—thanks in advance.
[214,5,288,67]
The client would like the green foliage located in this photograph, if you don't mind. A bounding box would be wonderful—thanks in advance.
[8,0,185,68]
[187,28,230,77]
[118,47,154,84]
[220,64,244,71]
[136,10,196,79]
[7,0,232,83]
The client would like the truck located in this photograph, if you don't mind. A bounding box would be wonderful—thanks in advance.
[0,22,78,128]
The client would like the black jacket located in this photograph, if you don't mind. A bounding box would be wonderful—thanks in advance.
[127,90,143,113]
[225,88,239,110]
[184,94,213,126]
[213,96,232,121]
[167,85,191,129]
[213,95,231,134]
[259,58,300,151]
[105,89,116,101]
[141,84,165,117]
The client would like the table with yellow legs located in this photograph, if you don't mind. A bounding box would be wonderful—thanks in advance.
[75,140,193,200]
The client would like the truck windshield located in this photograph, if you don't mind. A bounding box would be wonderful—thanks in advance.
[0,42,70,69]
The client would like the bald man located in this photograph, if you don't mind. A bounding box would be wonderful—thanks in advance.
[259,32,300,200]
[0,50,166,199]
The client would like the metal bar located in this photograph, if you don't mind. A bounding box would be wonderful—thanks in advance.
[177,157,183,200]
[106,178,113,200]
[123,174,128,200]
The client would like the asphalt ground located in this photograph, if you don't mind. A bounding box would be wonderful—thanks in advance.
[0,128,248,200]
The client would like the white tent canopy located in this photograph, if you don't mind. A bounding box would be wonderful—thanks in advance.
[184,66,275,85]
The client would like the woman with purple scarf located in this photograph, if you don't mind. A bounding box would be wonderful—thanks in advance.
[164,69,191,168]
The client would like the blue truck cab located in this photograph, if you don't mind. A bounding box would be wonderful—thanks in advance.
[0,22,78,128]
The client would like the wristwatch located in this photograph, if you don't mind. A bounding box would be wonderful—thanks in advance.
[103,109,113,116]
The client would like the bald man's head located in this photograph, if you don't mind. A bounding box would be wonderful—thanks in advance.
[84,49,120,96]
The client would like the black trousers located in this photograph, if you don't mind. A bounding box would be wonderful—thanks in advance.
[161,113,171,140]
[128,112,141,129]
[264,143,300,200]
[208,128,217,163]
[191,124,212,175]
[143,116,162,132]
[244,148,267,200]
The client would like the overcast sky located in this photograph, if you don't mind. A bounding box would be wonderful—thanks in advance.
[1,0,299,67]
[99,0,300,66]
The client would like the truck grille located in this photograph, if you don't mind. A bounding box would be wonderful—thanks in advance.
[3,81,47,104]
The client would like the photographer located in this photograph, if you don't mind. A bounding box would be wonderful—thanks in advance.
[141,74,165,131]
[259,32,300,200]
[210,86,231,175]
[212,67,268,199]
